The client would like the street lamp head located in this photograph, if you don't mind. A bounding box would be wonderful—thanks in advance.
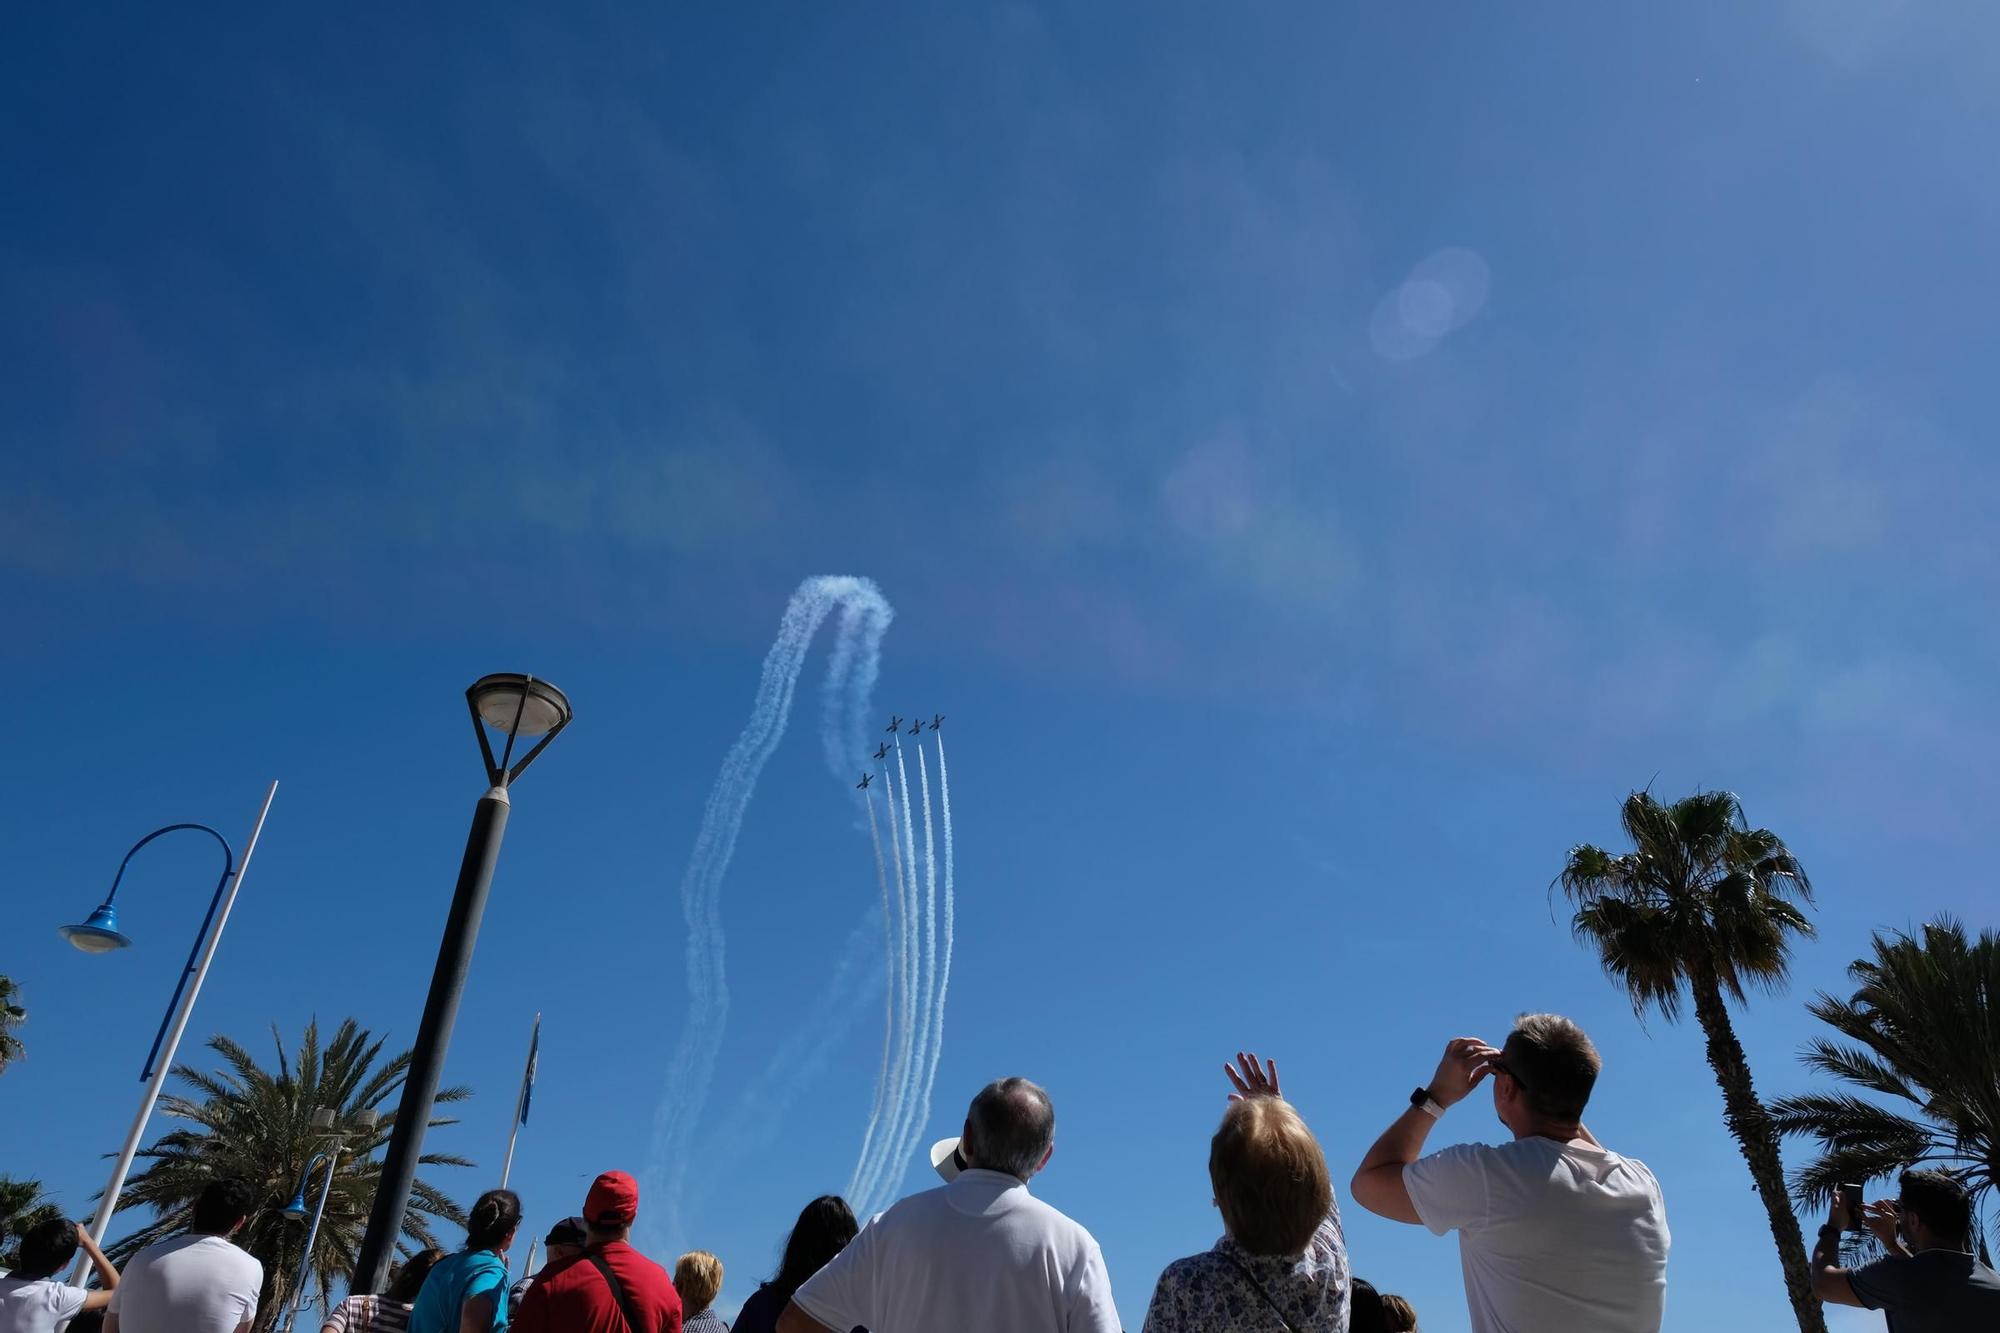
[283,1188,310,1221]
[466,674,573,788]
[59,904,131,954]
[310,1107,337,1130]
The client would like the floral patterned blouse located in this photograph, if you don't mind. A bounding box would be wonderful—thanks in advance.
[1140,1200,1351,1333]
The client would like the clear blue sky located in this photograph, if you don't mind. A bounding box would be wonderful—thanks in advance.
[4,5,1997,1330]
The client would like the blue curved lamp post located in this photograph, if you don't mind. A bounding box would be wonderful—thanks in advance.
[278,1148,334,1332]
[62,785,280,1278]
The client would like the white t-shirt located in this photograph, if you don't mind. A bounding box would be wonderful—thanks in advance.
[0,1276,90,1333]
[794,1168,1122,1333]
[1404,1136,1670,1333]
[107,1234,263,1333]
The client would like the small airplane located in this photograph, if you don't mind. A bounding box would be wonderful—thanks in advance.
[856,773,873,790]
[907,718,923,735]
[885,716,902,734]
[928,714,945,731]
[873,742,890,760]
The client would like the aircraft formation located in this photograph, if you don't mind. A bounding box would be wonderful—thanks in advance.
[861,714,943,786]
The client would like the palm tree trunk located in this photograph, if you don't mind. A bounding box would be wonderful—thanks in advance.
[1689,964,1827,1333]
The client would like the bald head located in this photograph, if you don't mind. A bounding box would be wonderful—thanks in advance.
[963,1077,1055,1181]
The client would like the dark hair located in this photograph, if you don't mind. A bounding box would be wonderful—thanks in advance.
[965,1077,1055,1180]
[1900,1170,1973,1246]
[14,1218,82,1280]
[465,1189,522,1251]
[767,1195,858,1302]
[191,1178,256,1234]
[384,1246,448,1304]
[1349,1278,1388,1333]
[1502,1014,1601,1121]
[1380,1293,1419,1331]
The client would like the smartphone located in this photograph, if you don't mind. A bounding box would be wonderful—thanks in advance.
[1839,1182,1865,1231]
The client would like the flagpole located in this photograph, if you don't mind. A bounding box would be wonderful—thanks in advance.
[499,1013,539,1190]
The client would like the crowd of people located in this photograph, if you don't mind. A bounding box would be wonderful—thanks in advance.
[5,1013,1997,1332]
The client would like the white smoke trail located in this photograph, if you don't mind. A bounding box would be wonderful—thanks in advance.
[845,791,896,1204]
[649,576,892,1242]
[915,733,957,1161]
[854,757,921,1214]
[861,735,936,1211]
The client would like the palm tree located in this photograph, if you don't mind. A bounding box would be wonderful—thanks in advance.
[1771,918,1999,1257]
[1559,789,1824,1333]
[1,1175,62,1271]
[107,1018,473,1331]
[0,975,26,1075]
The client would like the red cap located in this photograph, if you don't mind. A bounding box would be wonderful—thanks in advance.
[584,1170,640,1226]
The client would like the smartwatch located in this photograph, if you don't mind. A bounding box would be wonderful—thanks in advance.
[1409,1087,1445,1119]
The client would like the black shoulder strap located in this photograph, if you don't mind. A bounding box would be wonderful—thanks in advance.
[586,1250,648,1333]
[1220,1253,1303,1333]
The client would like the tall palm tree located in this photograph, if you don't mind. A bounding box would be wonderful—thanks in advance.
[0,975,26,1075]
[1,1175,61,1271]
[107,1018,473,1331]
[1560,789,1824,1333]
[1771,918,1999,1256]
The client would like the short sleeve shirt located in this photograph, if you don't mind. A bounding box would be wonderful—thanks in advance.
[405,1250,510,1333]
[794,1168,1121,1333]
[508,1241,681,1333]
[0,1275,91,1333]
[1403,1137,1669,1333]
[106,1234,263,1333]
[1847,1250,2000,1331]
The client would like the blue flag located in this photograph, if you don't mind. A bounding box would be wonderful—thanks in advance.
[517,1016,540,1126]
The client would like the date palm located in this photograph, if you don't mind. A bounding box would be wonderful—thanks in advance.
[1,1175,62,1271]
[1560,789,1823,1333]
[0,975,25,1075]
[1770,918,1999,1258]
[107,1018,473,1331]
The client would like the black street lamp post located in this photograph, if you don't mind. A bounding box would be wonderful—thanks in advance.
[350,674,571,1293]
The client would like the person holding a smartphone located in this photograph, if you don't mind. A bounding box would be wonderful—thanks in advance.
[1809,1169,2000,1326]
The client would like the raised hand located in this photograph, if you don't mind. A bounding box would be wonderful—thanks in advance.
[1224,1051,1281,1101]
[1427,1037,1503,1108]
[1862,1199,1901,1249]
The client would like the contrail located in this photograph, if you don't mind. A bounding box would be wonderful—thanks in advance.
[846,787,900,1208]
[915,733,957,1164]
[888,736,933,1207]
[648,576,892,1244]
[859,757,922,1214]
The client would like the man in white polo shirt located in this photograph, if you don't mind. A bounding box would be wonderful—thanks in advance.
[106,1178,263,1333]
[1349,1014,1670,1333]
[777,1076,1123,1333]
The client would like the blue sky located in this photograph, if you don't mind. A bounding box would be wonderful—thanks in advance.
[4,4,1997,1329]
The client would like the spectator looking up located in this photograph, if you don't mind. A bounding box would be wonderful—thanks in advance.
[1811,1168,2000,1326]
[1349,1015,1670,1333]
[406,1190,519,1333]
[777,1076,1122,1333]
[674,1252,727,1332]
[509,1218,586,1311]
[0,1218,119,1333]
[1142,1052,1351,1333]
[321,1246,444,1333]
[105,1178,262,1333]
[510,1170,681,1333]
[729,1197,857,1333]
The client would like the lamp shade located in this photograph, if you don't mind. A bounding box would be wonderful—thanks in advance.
[469,674,571,737]
[283,1189,309,1221]
[59,904,131,954]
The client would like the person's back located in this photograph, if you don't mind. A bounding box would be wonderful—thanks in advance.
[511,1172,681,1333]
[1812,1169,2000,1331]
[106,1180,262,1333]
[1408,1136,1667,1329]
[800,1171,1113,1332]
[108,1235,262,1333]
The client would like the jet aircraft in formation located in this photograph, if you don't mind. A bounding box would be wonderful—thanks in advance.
[873,742,891,760]
[885,716,902,734]
[929,714,945,731]
[856,773,873,790]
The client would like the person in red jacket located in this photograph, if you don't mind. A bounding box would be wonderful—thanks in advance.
[512,1172,682,1333]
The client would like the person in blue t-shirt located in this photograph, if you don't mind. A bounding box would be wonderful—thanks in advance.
[407,1190,519,1333]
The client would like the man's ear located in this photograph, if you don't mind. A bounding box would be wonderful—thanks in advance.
[1036,1142,1055,1175]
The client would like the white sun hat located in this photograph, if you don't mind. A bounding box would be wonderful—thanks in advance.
[930,1136,967,1182]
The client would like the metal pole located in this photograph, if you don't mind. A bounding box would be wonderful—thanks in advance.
[518,1236,538,1282]
[74,781,279,1277]
[279,1149,341,1333]
[351,787,512,1293]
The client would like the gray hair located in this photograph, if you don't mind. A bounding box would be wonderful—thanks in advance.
[965,1077,1055,1180]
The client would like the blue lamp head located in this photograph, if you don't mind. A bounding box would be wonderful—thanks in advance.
[59,903,131,954]
[283,1188,309,1221]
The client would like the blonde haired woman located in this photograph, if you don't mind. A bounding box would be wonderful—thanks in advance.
[1142,1052,1351,1333]
[675,1251,729,1331]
